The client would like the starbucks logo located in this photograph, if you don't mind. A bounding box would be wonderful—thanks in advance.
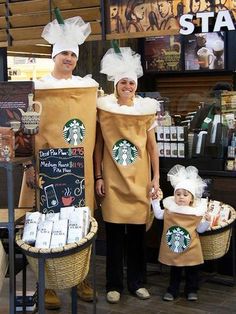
[166,226,191,253]
[63,119,85,146]
[112,139,138,166]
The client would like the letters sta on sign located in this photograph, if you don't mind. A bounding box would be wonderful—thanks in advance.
[180,10,235,35]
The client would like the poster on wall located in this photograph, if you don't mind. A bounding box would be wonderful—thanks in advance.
[144,35,182,72]
[108,0,180,34]
[39,147,85,214]
[184,32,225,71]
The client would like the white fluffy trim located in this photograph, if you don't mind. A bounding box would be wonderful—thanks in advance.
[97,94,160,115]
[35,74,98,89]
[163,196,207,216]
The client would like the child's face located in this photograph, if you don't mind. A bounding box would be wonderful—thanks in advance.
[174,189,193,206]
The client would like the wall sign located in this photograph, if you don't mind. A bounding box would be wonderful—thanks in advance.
[180,10,235,35]
[39,147,85,214]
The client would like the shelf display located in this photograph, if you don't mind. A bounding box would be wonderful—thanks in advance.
[221,91,236,170]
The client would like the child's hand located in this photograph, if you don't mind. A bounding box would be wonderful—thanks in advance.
[151,188,163,200]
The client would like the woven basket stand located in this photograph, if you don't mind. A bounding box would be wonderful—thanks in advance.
[15,217,98,290]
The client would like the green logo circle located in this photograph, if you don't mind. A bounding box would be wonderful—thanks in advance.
[166,226,191,253]
[112,139,138,166]
[63,119,85,146]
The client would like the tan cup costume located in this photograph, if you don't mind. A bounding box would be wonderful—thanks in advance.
[19,86,97,213]
[97,95,158,225]
[159,196,205,267]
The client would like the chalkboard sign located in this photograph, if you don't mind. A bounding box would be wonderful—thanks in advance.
[39,147,85,213]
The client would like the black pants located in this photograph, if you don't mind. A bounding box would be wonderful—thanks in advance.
[167,265,199,297]
[105,222,146,294]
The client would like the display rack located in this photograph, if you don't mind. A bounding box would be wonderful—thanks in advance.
[0,157,33,314]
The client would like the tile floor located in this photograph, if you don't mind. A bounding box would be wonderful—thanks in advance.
[1,255,236,314]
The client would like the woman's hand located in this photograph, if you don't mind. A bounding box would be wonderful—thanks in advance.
[95,178,105,197]
[149,178,159,198]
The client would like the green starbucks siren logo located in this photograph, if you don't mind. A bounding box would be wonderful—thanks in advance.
[166,226,191,253]
[63,119,85,146]
[112,139,138,166]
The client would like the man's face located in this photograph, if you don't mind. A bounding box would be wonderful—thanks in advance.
[191,0,200,13]
[157,0,171,18]
[232,0,236,9]
[53,51,78,74]
[215,0,226,6]
[110,5,118,18]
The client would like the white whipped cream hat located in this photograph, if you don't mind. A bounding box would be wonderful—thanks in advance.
[100,47,143,87]
[168,164,207,198]
[41,16,91,59]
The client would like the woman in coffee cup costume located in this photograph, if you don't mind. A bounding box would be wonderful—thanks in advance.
[94,47,160,303]
[152,165,210,301]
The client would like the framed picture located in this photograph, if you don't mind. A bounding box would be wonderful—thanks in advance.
[184,31,226,71]
[144,35,182,72]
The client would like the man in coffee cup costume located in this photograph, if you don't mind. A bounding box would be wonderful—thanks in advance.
[19,16,98,309]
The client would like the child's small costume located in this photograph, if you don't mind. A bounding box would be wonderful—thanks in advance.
[154,196,208,267]
[152,164,210,299]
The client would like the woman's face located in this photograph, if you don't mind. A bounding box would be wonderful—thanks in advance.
[174,189,193,206]
[116,78,137,100]
[133,3,146,19]
[111,5,118,18]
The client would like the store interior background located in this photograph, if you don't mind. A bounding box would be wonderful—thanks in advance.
[1,0,236,281]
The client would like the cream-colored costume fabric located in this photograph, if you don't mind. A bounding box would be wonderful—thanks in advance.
[19,86,97,213]
[159,196,205,266]
[97,94,158,225]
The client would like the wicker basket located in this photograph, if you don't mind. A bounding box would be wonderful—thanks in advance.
[15,217,97,290]
[200,205,236,261]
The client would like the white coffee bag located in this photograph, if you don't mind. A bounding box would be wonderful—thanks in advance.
[22,211,41,244]
[67,211,83,244]
[50,219,68,248]
[35,220,53,249]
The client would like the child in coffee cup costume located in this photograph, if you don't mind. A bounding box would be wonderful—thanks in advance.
[94,47,160,303]
[152,164,210,301]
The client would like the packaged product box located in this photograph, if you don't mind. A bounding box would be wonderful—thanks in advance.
[177,142,185,158]
[170,142,178,158]
[164,142,171,158]
[170,126,177,141]
[163,126,171,141]
[157,142,164,157]
[156,126,164,141]
[177,126,187,141]
[0,127,15,161]
[0,81,34,156]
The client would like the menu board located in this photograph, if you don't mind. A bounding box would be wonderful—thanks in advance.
[39,147,85,214]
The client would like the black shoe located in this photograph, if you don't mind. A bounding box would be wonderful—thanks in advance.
[163,292,174,301]
[187,292,198,301]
